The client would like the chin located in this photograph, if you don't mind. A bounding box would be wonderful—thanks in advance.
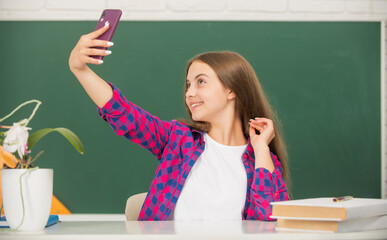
[192,116,209,124]
[191,114,203,122]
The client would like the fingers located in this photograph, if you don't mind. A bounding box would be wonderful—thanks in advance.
[69,25,114,70]
[253,117,270,123]
[249,124,257,137]
[249,122,263,132]
[251,118,273,127]
[249,118,276,146]
[80,48,112,57]
[85,56,104,65]
[87,24,110,39]
[249,118,274,135]
[79,25,113,49]
[250,120,265,127]
[248,119,263,138]
[249,119,266,130]
[249,123,263,137]
[86,39,114,48]
[76,31,114,66]
[78,36,113,49]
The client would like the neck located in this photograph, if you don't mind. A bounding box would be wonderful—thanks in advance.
[207,115,247,146]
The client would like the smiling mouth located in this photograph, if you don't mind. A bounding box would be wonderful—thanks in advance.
[191,102,203,110]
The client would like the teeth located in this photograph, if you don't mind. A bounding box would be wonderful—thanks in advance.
[191,102,203,108]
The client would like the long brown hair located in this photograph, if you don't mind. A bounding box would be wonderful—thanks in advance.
[178,51,290,188]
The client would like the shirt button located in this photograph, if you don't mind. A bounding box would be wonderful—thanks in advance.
[275,192,279,198]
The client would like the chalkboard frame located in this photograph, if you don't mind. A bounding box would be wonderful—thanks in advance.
[0,20,383,213]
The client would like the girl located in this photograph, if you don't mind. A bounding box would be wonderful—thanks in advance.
[69,24,289,221]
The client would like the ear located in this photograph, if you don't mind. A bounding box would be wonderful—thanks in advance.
[227,90,236,100]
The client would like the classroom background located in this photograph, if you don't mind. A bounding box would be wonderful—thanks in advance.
[0,0,386,214]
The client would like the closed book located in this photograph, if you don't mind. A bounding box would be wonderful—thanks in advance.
[270,198,387,221]
[0,215,59,228]
[276,214,387,233]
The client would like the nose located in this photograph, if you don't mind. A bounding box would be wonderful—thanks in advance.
[185,85,196,98]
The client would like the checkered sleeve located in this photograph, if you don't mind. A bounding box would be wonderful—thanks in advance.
[246,152,289,221]
[97,83,174,160]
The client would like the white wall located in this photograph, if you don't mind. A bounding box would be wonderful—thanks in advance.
[0,0,386,21]
[1,0,386,198]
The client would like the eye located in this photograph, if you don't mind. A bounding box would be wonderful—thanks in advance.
[198,79,205,84]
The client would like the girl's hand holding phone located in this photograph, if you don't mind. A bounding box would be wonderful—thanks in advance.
[68,25,113,72]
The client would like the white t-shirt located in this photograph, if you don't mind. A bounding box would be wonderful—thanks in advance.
[172,132,248,221]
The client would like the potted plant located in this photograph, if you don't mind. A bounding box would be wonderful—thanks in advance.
[0,100,84,231]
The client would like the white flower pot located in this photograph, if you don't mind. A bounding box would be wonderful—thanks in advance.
[1,168,53,231]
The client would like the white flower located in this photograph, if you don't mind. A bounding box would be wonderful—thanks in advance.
[3,119,31,158]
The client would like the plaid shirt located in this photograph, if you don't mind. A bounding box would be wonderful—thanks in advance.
[98,83,289,221]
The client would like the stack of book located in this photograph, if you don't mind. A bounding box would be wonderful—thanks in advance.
[270,197,387,233]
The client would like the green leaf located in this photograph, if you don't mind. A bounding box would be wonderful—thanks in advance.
[28,128,84,155]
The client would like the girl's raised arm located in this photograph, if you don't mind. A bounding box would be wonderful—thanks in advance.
[68,25,114,108]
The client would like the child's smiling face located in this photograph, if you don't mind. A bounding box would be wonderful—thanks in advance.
[185,60,235,123]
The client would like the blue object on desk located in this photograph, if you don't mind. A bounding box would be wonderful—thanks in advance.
[0,215,59,228]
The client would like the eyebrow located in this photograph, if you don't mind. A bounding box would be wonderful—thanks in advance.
[186,73,209,82]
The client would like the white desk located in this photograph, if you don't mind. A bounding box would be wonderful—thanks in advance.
[0,214,386,240]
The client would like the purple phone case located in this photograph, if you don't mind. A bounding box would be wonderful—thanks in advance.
[91,9,122,60]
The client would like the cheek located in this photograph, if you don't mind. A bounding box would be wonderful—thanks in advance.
[208,92,227,106]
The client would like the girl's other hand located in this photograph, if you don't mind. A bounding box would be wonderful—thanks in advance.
[69,25,113,72]
[248,118,275,148]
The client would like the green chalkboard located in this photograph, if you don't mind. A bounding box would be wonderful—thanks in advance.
[0,21,381,213]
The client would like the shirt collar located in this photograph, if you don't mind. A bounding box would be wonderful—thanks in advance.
[192,129,205,145]
[246,138,255,160]
[193,128,255,159]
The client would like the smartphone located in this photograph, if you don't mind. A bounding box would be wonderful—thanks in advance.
[91,9,122,60]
